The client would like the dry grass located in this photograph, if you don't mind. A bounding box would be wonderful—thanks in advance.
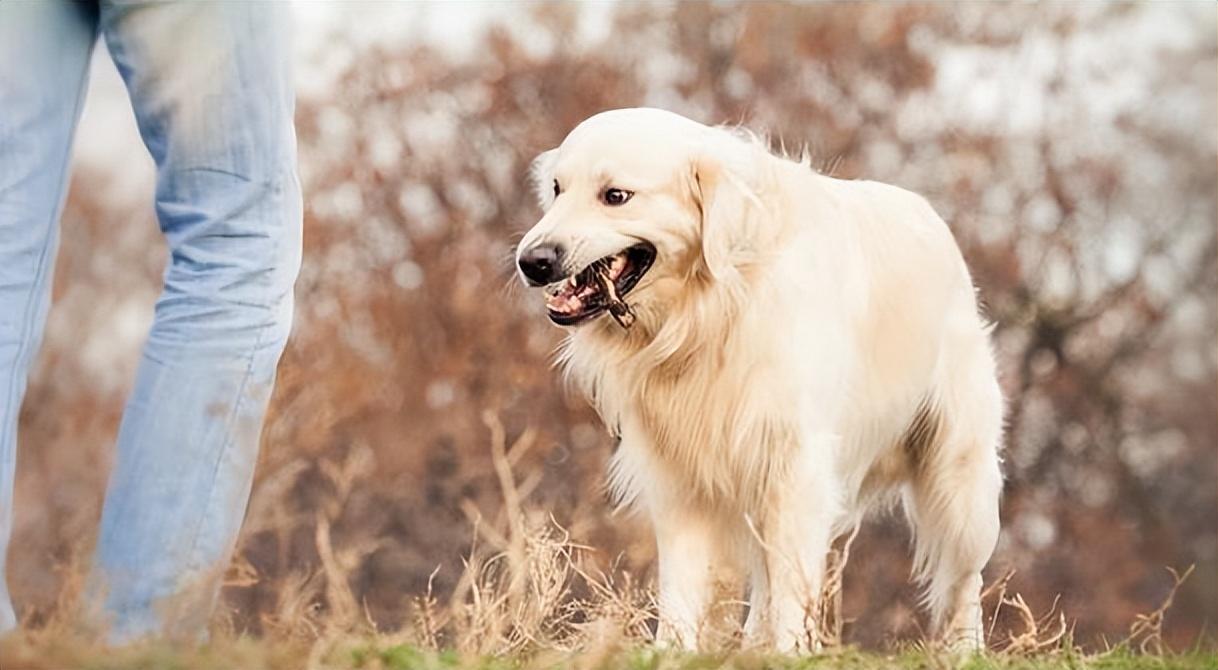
[0,425,1210,669]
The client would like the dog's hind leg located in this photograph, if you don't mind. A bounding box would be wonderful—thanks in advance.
[904,337,1003,651]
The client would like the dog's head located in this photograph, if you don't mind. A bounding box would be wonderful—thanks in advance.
[516,108,766,331]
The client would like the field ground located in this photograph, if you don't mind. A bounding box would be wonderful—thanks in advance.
[2,495,1209,670]
[2,635,1216,670]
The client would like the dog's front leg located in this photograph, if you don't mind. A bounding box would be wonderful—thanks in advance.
[747,439,841,653]
[651,503,727,650]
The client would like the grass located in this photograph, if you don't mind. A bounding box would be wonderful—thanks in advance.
[2,419,1211,670]
[3,634,1216,670]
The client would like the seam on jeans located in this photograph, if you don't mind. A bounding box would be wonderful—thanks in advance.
[1,48,94,463]
[179,169,292,582]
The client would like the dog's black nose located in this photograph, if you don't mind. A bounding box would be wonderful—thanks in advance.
[518,243,564,285]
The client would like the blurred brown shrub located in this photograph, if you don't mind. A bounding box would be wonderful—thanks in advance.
[10,1,1215,650]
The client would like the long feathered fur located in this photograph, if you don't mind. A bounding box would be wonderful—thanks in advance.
[517,108,1004,651]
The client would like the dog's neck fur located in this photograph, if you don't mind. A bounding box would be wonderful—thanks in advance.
[555,147,811,510]
[558,256,797,511]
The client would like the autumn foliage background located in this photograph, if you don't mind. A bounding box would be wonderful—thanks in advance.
[8,1,1215,651]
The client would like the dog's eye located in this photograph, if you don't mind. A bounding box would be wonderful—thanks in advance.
[553,180,561,198]
[602,188,633,206]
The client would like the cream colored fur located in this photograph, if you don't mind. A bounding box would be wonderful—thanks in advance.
[517,108,1003,652]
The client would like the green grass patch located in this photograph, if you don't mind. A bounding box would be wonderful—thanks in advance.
[3,632,1216,670]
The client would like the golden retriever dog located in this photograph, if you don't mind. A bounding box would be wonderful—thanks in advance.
[515,108,1003,652]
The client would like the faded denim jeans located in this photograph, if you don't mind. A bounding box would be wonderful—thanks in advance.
[0,1,301,641]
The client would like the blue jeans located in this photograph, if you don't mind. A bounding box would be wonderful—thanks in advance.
[0,1,301,641]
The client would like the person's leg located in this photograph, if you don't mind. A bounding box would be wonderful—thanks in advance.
[0,1,99,635]
[91,1,300,641]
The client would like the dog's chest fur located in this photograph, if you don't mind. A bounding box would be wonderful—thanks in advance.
[637,362,796,507]
[566,322,799,511]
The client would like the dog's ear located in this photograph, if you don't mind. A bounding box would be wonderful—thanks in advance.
[529,148,559,210]
[690,140,765,281]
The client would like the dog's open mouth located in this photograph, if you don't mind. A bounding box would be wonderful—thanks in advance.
[545,243,656,328]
